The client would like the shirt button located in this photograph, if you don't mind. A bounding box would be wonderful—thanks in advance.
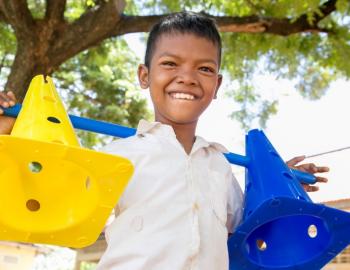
[131,216,143,232]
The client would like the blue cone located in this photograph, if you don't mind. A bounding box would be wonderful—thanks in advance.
[228,129,350,270]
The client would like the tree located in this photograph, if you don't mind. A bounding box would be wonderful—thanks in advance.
[0,0,349,133]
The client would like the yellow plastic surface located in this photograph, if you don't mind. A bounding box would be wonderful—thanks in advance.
[0,75,134,248]
[11,75,80,146]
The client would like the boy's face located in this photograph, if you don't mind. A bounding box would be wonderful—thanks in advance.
[138,33,222,127]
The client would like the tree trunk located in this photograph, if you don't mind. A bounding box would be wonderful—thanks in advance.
[5,42,36,101]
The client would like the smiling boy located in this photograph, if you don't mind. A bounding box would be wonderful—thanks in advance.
[0,11,328,270]
[94,11,327,270]
[95,12,243,270]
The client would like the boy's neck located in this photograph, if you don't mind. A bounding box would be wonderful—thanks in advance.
[174,125,196,155]
[159,120,197,155]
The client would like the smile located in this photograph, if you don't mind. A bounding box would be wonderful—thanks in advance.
[169,92,196,100]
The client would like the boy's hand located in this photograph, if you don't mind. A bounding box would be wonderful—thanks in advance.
[286,155,329,192]
[0,91,17,134]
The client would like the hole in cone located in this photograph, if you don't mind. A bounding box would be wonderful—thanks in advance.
[29,161,42,173]
[47,116,61,123]
[256,239,267,251]
[308,224,318,238]
[282,171,293,179]
[26,199,40,211]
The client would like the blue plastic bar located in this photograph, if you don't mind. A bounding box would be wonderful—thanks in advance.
[3,104,136,138]
[223,152,249,167]
[1,104,315,184]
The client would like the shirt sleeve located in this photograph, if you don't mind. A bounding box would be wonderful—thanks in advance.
[226,170,244,234]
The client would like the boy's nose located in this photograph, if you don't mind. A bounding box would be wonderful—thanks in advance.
[175,69,198,85]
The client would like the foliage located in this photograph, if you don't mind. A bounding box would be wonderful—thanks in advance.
[0,24,16,84]
[80,261,97,270]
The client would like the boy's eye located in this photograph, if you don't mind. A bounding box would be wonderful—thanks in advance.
[161,61,176,67]
[199,66,215,73]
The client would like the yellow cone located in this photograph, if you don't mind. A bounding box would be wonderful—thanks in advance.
[0,75,133,248]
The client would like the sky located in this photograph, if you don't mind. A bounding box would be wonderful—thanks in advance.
[126,33,350,203]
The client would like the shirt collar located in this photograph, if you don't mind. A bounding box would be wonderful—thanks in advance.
[193,136,229,153]
[136,119,176,138]
[136,119,229,153]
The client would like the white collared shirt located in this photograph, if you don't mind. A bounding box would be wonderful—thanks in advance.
[96,120,243,270]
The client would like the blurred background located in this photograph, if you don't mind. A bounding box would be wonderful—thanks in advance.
[0,0,349,269]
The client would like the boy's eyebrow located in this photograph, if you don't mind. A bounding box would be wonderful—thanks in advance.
[158,52,218,66]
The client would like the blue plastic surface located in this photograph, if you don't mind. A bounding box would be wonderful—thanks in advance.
[228,129,350,269]
[2,104,315,184]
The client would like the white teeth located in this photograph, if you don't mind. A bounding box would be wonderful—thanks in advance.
[171,93,195,100]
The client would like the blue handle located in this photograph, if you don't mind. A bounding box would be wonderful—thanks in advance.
[2,104,316,184]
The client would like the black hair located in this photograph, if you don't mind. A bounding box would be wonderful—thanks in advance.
[144,11,222,68]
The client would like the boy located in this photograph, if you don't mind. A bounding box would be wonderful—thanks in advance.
[0,11,328,270]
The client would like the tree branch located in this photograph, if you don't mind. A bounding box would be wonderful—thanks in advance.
[316,0,337,20]
[45,0,66,22]
[262,0,337,35]
[0,0,34,37]
[49,0,125,65]
[112,14,164,35]
[114,0,337,36]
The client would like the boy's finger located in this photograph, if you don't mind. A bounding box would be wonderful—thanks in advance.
[286,155,305,166]
[303,184,319,192]
[315,166,330,173]
[6,91,17,104]
[315,176,328,183]
[0,91,17,107]
[0,92,11,103]
[0,96,9,108]
[293,163,315,173]
[0,100,9,108]
[307,163,318,173]
[307,185,319,192]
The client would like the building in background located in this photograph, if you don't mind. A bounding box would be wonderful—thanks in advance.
[0,241,50,270]
[323,198,350,270]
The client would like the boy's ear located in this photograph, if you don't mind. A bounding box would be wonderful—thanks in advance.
[213,74,223,99]
[137,64,150,89]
